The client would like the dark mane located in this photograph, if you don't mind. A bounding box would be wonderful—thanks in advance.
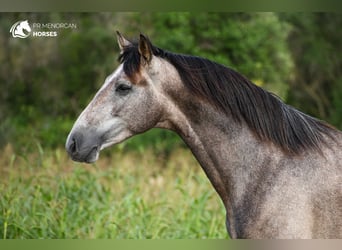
[118,42,336,155]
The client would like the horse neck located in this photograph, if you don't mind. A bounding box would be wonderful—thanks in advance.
[159,86,283,236]
[175,100,264,192]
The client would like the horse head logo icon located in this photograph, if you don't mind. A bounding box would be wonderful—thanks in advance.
[10,20,31,38]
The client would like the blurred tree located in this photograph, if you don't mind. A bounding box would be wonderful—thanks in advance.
[128,12,293,98]
[2,12,341,153]
[0,13,118,149]
[0,12,294,151]
[279,13,342,128]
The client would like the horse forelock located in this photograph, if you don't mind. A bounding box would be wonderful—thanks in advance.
[118,41,167,83]
[117,43,148,85]
[118,44,139,75]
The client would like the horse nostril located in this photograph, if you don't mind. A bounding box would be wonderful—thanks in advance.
[70,138,77,154]
[66,135,78,155]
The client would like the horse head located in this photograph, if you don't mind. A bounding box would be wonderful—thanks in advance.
[65,32,178,163]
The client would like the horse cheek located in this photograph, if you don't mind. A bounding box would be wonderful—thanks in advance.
[129,92,161,133]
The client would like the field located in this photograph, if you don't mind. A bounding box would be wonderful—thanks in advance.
[0,142,227,239]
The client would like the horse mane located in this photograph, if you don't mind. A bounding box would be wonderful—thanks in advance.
[118,41,336,155]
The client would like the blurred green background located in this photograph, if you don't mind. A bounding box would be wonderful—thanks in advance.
[1,12,342,239]
[1,12,342,154]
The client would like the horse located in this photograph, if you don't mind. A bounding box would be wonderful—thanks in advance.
[10,20,31,38]
[66,32,342,239]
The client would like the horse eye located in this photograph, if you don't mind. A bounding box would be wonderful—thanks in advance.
[115,83,132,94]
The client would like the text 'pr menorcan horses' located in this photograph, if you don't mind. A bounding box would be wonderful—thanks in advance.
[66,32,342,239]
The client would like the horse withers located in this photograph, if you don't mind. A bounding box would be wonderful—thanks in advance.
[66,32,342,239]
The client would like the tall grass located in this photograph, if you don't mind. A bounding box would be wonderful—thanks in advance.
[0,143,227,239]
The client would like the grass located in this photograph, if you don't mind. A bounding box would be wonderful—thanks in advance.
[0,143,227,239]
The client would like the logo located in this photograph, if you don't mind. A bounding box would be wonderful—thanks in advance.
[10,20,77,39]
[10,20,32,38]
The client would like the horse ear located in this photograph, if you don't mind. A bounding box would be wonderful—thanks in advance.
[116,31,131,52]
[138,33,152,63]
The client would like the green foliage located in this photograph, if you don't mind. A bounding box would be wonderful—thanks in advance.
[0,13,116,150]
[130,13,292,97]
[117,129,185,160]
[1,13,342,239]
[0,147,226,239]
[279,13,342,125]
[331,79,342,128]
[1,12,342,154]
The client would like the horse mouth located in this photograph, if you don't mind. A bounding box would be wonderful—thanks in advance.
[84,146,99,163]
[69,145,99,164]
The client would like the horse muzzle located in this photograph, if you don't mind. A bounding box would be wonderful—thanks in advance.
[65,130,101,163]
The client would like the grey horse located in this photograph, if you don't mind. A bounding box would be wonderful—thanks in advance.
[66,32,342,239]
